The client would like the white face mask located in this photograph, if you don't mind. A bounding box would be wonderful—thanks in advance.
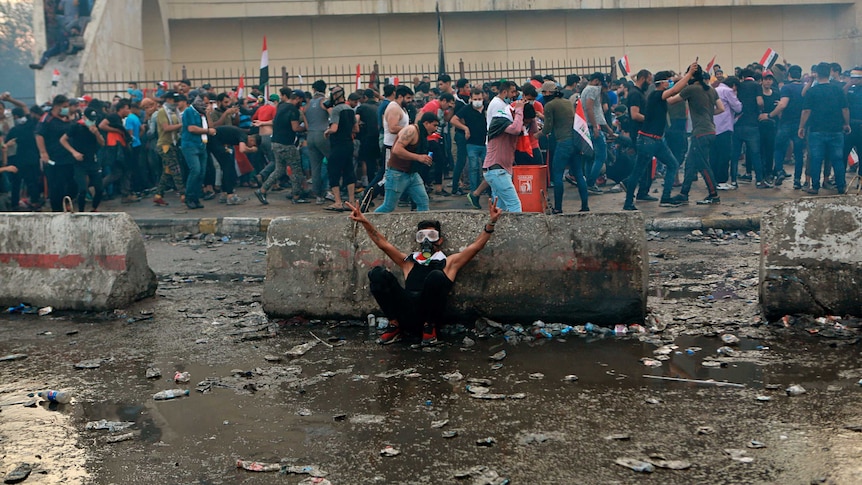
[471,100,483,109]
[15,117,28,125]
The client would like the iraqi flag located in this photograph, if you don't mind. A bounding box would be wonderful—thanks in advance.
[259,36,269,98]
[760,48,778,70]
[849,148,859,168]
[618,55,631,78]
[573,98,595,158]
[355,64,361,92]
[237,75,245,100]
[705,55,717,74]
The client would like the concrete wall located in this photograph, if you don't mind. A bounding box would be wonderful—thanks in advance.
[760,196,862,319]
[0,213,157,311]
[158,5,856,84]
[264,212,648,325]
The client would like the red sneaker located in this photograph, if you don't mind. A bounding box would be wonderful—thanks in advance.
[153,196,169,206]
[378,320,401,345]
[421,323,438,346]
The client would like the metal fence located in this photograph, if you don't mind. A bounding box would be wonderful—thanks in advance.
[79,57,616,100]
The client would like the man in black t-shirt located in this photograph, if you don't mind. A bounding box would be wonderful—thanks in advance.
[210,124,256,204]
[623,64,697,211]
[4,106,42,209]
[36,95,76,212]
[624,70,654,199]
[799,62,850,194]
[450,88,488,194]
[731,68,767,186]
[356,89,380,189]
[255,88,306,205]
[61,107,105,212]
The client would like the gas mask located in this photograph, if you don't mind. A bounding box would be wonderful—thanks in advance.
[416,229,440,259]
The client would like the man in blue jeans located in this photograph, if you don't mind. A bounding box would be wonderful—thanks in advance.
[799,62,851,195]
[483,99,535,212]
[374,112,438,213]
[180,96,216,209]
[767,65,805,189]
[542,84,589,213]
[731,68,768,188]
[623,65,697,211]
[581,72,612,194]
[450,88,488,195]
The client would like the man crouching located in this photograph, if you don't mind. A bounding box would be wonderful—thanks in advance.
[345,198,502,345]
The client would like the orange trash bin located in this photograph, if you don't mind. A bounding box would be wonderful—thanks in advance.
[513,164,548,213]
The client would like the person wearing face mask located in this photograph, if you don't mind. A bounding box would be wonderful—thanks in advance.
[346,197,502,346]
[36,94,77,212]
[60,107,104,212]
[3,102,43,210]
[450,88,488,196]
[152,92,186,206]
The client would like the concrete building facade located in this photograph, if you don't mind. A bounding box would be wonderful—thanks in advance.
[33,0,862,101]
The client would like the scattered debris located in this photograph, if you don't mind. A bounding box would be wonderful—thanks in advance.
[615,458,654,473]
[489,350,507,361]
[173,371,191,383]
[285,341,318,358]
[442,371,464,381]
[605,433,631,441]
[442,430,458,439]
[3,463,32,484]
[379,446,400,457]
[476,437,496,447]
[85,420,135,432]
[724,448,754,463]
[145,367,162,379]
[237,460,281,472]
[0,354,28,362]
[431,419,449,429]
[747,440,767,449]
[786,384,807,396]
[563,375,579,382]
[105,432,135,444]
[74,359,103,369]
[453,465,509,484]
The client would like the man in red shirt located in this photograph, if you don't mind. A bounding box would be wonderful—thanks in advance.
[251,94,278,179]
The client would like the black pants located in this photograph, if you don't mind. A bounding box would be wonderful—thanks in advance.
[429,139,446,185]
[74,162,103,211]
[711,131,734,184]
[759,120,777,178]
[9,160,42,208]
[368,265,453,334]
[101,145,132,197]
[680,134,718,198]
[45,163,76,212]
[209,144,237,194]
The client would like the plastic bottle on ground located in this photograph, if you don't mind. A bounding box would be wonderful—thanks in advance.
[153,389,190,401]
[38,390,71,404]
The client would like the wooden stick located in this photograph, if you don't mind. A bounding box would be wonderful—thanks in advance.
[309,331,334,348]
[642,375,745,388]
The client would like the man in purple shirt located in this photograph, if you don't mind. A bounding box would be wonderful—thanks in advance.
[713,77,742,190]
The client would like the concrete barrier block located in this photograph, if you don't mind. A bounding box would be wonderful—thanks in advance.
[135,218,201,235]
[760,196,862,319]
[0,213,157,310]
[264,211,647,325]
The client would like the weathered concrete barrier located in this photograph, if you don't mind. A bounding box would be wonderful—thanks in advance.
[760,196,862,319]
[264,211,647,325]
[0,213,157,310]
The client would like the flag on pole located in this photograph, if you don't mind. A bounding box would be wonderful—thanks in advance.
[617,55,631,78]
[237,75,245,100]
[436,1,446,77]
[259,36,269,98]
[573,98,595,158]
[393,76,400,86]
[355,64,361,92]
[705,55,717,74]
[759,48,778,69]
[849,148,859,168]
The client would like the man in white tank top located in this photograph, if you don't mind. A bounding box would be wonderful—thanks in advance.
[361,85,414,211]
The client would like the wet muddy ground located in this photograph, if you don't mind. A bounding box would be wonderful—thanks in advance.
[2,232,862,484]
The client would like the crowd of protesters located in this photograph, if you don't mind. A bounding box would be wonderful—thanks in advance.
[1,57,859,214]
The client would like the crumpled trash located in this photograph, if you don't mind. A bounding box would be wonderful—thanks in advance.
[85,420,135,432]
[453,465,509,484]
[431,419,449,429]
[646,455,691,470]
[519,433,549,445]
[38,306,53,316]
[640,358,662,367]
[696,426,715,435]
[721,334,740,345]
[6,304,38,314]
[615,458,654,473]
[285,341,318,358]
[74,359,104,369]
[145,367,161,379]
[489,350,506,361]
[747,440,767,449]
[528,373,544,380]
[786,384,807,396]
[724,448,754,463]
[476,437,496,447]
[0,354,28,362]
[236,460,281,472]
[173,371,191,383]
[298,478,332,485]
[442,371,464,381]
[563,375,579,382]
[604,433,631,441]
[442,430,458,438]
[380,445,400,457]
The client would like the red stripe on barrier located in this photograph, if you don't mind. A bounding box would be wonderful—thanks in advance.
[0,253,126,271]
